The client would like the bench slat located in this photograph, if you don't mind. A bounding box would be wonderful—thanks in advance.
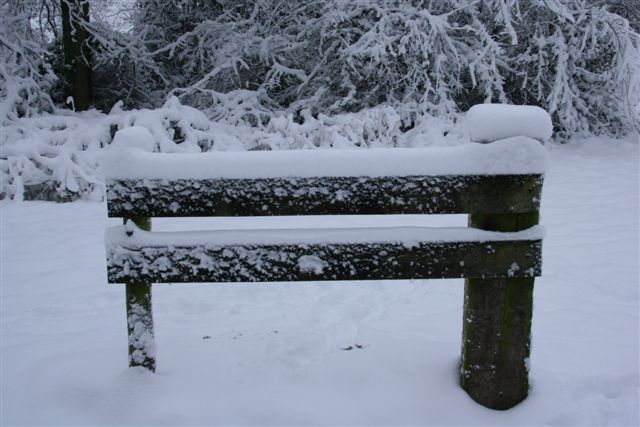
[106,174,543,217]
[106,233,542,284]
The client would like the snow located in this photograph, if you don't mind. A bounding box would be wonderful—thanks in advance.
[102,136,548,180]
[1,137,638,425]
[127,303,156,365]
[2,100,471,201]
[110,126,157,152]
[297,256,327,275]
[466,104,554,142]
[107,223,545,247]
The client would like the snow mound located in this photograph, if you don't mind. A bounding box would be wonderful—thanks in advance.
[110,126,156,152]
[466,104,553,142]
[102,137,548,180]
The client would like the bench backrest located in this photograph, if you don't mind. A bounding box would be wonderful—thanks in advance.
[104,140,546,284]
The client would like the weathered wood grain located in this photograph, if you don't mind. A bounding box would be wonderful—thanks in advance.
[107,239,542,284]
[460,212,539,410]
[106,174,543,217]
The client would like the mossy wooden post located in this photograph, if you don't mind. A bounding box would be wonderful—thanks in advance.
[124,216,156,372]
[461,209,538,410]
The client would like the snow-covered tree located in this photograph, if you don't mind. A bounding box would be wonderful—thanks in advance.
[147,0,638,136]
[505,0,640,137]
[1,0,638,202]
[0,0,57,124]
[1,0,639,135]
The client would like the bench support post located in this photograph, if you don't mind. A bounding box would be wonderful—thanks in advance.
[461,212,538,410]
[124,216,156,372]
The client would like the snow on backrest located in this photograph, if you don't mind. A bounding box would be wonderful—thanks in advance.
[101,137,548,181]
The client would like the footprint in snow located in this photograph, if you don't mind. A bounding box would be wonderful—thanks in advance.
[341,344,366,351]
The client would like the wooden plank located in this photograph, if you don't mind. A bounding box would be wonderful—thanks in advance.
[107,239,542,284]
[106,174,543,217]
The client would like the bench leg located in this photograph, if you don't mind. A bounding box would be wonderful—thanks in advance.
[126,282,156,371]
[460,277,534,409]
[461,211,538,409]
[123,216,155,371]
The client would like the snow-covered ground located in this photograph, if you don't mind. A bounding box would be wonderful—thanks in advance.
[1,137,638,425]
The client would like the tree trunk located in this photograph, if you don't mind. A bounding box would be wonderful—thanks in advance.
[60,0,92,111]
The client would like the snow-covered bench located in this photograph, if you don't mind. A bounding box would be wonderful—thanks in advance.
[103,119,548,410]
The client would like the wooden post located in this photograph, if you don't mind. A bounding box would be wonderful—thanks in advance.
[460,212,538,409]
[124,216,156,372]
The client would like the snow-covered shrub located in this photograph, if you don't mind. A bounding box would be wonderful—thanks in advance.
[2,0,639,201]
[150,0,639,137]
[0,98,221,201]
[0,98,460,201]
[4,0,638,136]
[504,1,640,137]
[292,1,508,116]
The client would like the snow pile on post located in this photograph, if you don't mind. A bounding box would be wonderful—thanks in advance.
[466,104,553,143]
[102,137,548,180]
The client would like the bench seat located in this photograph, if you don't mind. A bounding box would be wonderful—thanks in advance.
[106,224,543,283]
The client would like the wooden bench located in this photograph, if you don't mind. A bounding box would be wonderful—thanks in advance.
[104,137,546,410]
